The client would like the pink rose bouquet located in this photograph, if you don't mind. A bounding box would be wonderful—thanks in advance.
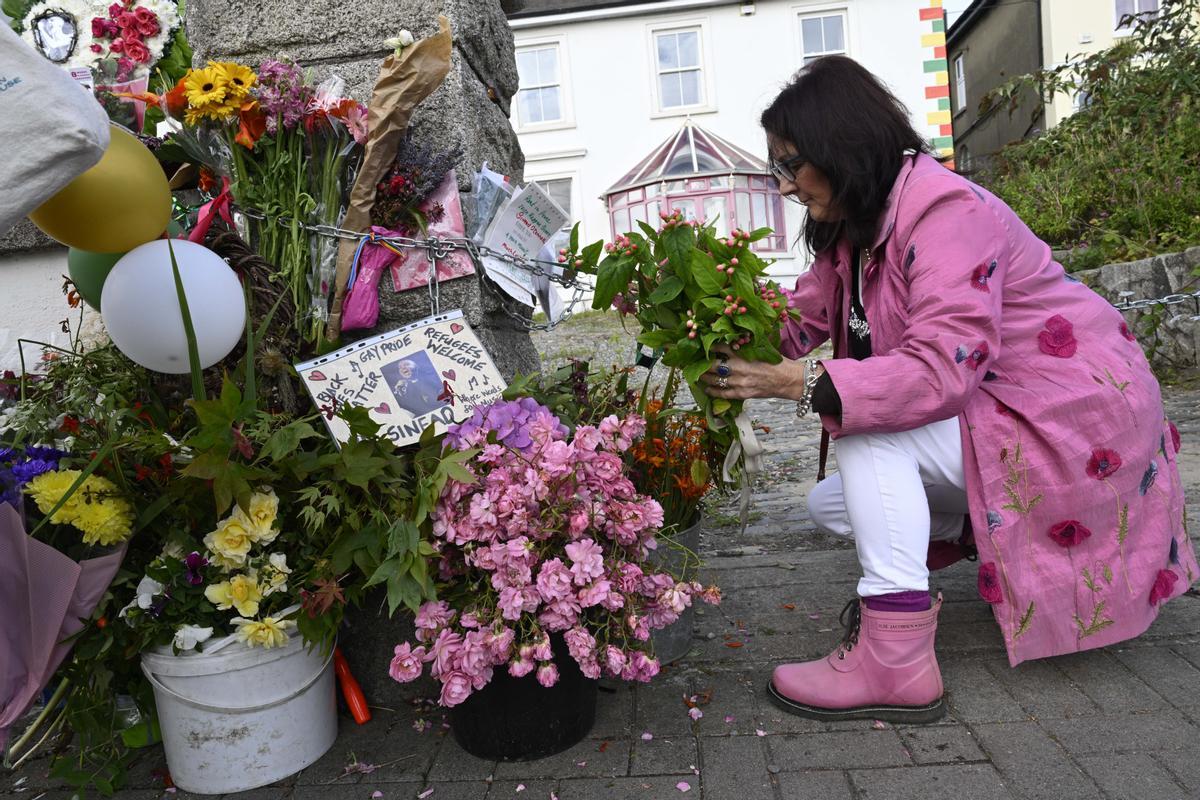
[388,398,721,707]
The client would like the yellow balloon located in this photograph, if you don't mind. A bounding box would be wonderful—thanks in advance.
[28,126,172,253]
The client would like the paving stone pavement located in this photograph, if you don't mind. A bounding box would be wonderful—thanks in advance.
[6,329,1200,800]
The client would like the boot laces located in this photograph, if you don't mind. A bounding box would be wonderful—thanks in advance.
[835,598,862,660]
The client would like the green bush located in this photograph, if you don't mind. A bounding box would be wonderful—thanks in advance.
[980,0,1200,270]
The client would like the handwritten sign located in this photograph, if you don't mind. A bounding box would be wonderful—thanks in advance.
[481,182,568,306]
[296,310,507,447]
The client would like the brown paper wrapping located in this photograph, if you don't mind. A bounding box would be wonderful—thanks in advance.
[325,16,453,340]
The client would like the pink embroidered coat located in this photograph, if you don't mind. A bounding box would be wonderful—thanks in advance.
[780,153,1196,666]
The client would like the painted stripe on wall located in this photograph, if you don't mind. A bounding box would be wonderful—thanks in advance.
[919,0,953,161]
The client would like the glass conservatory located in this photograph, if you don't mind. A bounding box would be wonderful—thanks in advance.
[604,120,788,252]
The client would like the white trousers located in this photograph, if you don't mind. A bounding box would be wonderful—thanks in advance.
[807,417,968,597]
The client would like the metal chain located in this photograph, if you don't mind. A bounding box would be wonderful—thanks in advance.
[229,205,1200,327]
[234,206,592,331]
[1111,289,1200,314]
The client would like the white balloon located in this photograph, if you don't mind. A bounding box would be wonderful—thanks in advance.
[101,239,245,374]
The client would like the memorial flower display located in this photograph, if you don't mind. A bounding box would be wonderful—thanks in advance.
[388,399,720,706]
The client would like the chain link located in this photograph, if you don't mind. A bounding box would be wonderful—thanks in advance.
[232,206,593,330]
[1111,289,1200,313]
[228,205,1200,328]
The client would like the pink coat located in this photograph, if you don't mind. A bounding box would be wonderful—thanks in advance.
[781,153,1196,665]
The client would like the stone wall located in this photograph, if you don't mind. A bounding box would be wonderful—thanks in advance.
[188,0,540,383]
[1074,246,1200,370]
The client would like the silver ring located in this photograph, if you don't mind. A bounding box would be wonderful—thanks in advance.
[717,360,731,378]
[716,376,729,389]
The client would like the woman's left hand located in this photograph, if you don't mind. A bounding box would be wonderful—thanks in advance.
[699,346,808,401]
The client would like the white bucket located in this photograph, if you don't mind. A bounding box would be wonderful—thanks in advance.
[141,634,337,794]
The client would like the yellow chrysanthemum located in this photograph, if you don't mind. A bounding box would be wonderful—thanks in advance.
[25,469,84,524]
[26,471,134,545]
[204,573,263,617]
[203,510,255,569]
[210,61,257,101]
[245,489,279,543]
[71,489,135,546]
[231,616,295,649]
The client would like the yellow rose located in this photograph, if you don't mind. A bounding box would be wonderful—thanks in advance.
[203,512,255,569]
[245,489,279,543]
[204,574,262,617]
[261,553,291,597]
[231,616,295,649]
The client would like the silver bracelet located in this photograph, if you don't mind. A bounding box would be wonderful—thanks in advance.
[795,359,821,418]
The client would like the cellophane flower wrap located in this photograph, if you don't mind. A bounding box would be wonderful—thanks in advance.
[389,398,720,707]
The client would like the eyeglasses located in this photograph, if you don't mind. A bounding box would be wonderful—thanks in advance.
[768,154,807,184]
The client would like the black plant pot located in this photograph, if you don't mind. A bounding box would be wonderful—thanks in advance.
[449,633,598,761]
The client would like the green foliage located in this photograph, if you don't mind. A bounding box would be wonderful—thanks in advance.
[572,215,798,443]
[981,0,1200,269]
[3,0,32,32]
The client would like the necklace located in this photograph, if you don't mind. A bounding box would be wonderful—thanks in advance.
[849,248,871,341]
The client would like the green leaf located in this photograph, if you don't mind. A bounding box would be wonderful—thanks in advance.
[649,275,685,303]
[1017,604,1036,642]
[581,239,604,266]
[167,239,207,403]
[661,339,699,367]
[636,329,677,349]
[712,398,732,415]
[260,421,320,462]
[637,220,659,239]
[569,222,581,254]
[591,257,632,310]
[655,305,681,329]
[364,557,402,588]
[689,249,724,295]
[683,357,714,384]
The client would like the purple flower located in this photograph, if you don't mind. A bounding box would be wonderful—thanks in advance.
[257,59,311,132]
[11,458,57,483]
[184,552,209,586]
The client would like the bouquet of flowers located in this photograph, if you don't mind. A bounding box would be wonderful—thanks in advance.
[388,399,720,706]
[575,214,795,425]
[141,58,367,345]
[370,135,462,233]
[0,319,452,788]
[506,362,721,534]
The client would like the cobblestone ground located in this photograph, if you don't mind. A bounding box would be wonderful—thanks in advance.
[6,313,1200,800]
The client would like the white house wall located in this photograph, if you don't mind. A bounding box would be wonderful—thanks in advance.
[511,0,938,285]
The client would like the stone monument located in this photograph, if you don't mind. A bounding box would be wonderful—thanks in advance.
[187,0,541,381]
[188,0,540,697]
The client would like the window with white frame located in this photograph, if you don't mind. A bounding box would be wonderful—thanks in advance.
[515,44,564,126]
[798,11,847,64]
[654,27,704,110]
[1115,0,1159,30]
[954,53,966,113]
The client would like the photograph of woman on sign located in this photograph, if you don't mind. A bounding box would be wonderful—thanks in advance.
[381,352,446,419]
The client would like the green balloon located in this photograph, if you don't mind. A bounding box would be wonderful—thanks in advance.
[67,248,124,310]
[66,220,186,310]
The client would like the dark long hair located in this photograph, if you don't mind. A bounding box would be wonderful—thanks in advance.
[760,56,930,254]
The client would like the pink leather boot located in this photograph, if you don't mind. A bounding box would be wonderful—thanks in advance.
[768,595,946,723]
